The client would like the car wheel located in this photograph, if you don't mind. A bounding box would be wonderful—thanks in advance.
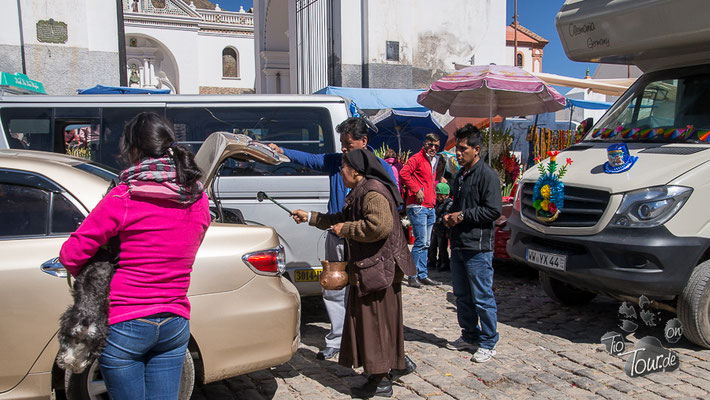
[65,349,195,400]
[539,271,596,306]
[678,261,710,348]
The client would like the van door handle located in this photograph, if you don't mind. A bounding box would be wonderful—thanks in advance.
[41,257,68,278]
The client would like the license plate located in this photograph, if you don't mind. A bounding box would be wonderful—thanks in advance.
[294,268,322,282]
[526,249,567,271]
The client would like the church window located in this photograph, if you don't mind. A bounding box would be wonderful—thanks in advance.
[386,41,399,61]
[516,53,524,67]
[222,47,239,78]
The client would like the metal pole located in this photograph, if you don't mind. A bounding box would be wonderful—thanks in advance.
[568,104,574,132]
[116,0,128,86]
[489,93,493,165]
[513,0,518,66]
[16,0,26,75]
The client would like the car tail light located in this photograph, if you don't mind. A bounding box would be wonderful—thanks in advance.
[513,185,522,212]
[242,246,285,275]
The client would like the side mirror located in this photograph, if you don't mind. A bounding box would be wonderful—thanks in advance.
[41,257,68,278]
[582,117,594,134]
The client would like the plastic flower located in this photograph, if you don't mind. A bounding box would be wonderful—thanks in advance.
[548,203,558,214]
[540,184,551,199]
[541,200,549,211]
[566,158,573,165]
[547,150,560,162]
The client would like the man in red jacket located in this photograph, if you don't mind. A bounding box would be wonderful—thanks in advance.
[400,133,443,288]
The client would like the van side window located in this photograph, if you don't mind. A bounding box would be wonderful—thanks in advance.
[1,108,52,151]
[100,108,164,170]
[166,107,335,176]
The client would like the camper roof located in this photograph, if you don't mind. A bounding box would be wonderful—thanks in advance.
[556,0,710,72]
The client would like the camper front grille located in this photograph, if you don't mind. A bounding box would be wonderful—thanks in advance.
[520,182,610,228]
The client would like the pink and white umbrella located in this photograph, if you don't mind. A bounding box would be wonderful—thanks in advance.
[417,65,567,163]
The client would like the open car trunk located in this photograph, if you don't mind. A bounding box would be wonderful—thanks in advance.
[194,131,290,222]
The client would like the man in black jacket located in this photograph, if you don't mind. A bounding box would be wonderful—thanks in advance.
[443,124,502,363]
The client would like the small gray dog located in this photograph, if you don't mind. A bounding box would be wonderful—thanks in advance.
[56,246,117,374]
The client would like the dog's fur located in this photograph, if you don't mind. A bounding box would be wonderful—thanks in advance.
[56,247,117,374]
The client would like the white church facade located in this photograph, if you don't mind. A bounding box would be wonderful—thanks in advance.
[123,0,256,94]
[254,0,507,94]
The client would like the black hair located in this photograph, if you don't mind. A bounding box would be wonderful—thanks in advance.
[425,133,440,143]
[454,123,482,148]
[336,117,369,141]
[120,112,202,193]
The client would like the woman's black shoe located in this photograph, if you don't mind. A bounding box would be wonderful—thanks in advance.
[351,375,393,398]
[389,355,417,381]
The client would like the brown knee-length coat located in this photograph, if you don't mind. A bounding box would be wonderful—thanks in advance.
[311,177,416,374]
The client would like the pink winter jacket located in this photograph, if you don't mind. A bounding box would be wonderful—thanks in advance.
[59,183,210,325]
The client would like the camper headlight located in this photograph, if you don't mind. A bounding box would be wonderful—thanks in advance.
[609,186,692,228]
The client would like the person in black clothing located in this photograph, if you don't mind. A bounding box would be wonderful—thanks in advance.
[442,124,502,363]
[427,182,453,272]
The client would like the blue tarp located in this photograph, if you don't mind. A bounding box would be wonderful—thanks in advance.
[78,85,171,95]
[566,98,613,110]
[314,86,426,111]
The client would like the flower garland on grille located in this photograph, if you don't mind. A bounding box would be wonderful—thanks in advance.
[532,151,572,223]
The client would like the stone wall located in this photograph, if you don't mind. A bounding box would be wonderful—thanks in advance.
[199,86,255,94]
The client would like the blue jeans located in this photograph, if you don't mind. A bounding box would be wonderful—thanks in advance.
[99,316,190,400]
[407,206,436,279]
[450,250,499,350]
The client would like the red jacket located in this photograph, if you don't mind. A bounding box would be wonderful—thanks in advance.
[400,148,436,208]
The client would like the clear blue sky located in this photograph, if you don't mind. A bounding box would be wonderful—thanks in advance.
[216,0,252,12]
[506,1,598,93]
[217,1,593,94]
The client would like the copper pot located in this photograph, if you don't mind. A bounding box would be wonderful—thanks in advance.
[320,260,348,290]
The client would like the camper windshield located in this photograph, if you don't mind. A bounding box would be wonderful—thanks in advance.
[586,72,710,143]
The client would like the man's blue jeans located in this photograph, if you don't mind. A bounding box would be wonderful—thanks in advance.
[99,315,190,400]
[450,250,499,350]
[407,205,436,279]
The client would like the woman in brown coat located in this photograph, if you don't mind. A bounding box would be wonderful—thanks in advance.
[292,149,417,398]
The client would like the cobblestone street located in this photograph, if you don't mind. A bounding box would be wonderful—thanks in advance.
[192,261,710,399]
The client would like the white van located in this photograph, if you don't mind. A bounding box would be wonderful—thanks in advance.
[507,0,710,348]
[0,94,353,296]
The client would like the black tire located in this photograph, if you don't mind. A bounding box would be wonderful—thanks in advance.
[65,349,195,400]
[539,271,596,306]
[677,261,710,348]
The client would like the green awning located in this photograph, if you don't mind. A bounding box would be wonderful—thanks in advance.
[0,72,47,95]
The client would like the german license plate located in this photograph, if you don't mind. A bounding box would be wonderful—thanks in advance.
[526,249,567,271]
[294,268,322,282]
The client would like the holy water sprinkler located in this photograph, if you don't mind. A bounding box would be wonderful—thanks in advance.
[256,191,292,214]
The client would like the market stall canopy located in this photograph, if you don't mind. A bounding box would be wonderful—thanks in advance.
[0,72,46,95]
[314,86,426,111]
[453,64,635,96]
[77,85,171,95]
[566,98,613,110]
[533,72,635,96]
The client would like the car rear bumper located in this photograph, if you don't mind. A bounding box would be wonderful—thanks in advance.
[189,275,300,383]
[506,211,708,299]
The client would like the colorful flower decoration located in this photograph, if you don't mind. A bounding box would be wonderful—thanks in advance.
[532,151,571,223]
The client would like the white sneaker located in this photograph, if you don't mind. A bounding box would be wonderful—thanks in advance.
[446,336,477,351]
[472,347,496,363]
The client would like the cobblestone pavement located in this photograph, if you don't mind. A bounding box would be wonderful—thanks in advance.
[192,261,710,399]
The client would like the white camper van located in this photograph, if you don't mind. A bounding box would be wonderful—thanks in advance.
[0,94,354,296]
[507,0,710,348]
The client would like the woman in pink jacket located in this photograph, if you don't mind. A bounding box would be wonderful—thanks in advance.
[60,112,210,400]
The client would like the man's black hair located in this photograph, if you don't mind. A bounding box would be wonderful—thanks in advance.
[454,123,482,148]
[336,117,369,140]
